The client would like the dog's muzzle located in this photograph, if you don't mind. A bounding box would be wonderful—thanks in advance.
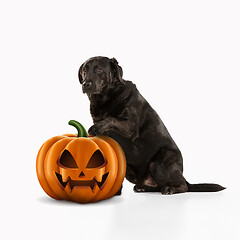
[82,80,93,93]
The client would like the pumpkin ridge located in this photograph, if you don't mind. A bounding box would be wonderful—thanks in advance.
[36,135,67,200]
[96,136,126,199]
[44,137,76,201]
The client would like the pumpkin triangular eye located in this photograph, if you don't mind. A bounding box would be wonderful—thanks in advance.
[58,149,78,168]
[86,150,105,168]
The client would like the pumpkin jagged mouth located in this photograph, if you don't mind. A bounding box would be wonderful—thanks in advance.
[55,172,109,192]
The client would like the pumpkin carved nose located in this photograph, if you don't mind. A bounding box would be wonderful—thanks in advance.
[79,171,85,177]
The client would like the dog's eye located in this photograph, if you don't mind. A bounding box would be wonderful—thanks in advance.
[96,68,103,73]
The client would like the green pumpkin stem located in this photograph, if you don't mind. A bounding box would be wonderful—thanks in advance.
[68,120,88,138]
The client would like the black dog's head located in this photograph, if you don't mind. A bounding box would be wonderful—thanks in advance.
[78,56,124,95]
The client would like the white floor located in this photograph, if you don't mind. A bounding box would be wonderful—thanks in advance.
[2,180,239,240]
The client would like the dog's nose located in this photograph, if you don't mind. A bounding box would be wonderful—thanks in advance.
[83,80,93,89]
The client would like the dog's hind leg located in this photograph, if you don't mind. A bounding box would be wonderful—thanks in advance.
[149,150,188,195]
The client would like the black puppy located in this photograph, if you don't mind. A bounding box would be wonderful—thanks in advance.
[78,56,225,195]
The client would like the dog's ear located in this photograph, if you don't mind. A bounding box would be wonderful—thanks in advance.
[78,63,84,84]
[110,58,125,84]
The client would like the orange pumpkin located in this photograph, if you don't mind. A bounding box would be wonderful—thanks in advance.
[36,120,126,203]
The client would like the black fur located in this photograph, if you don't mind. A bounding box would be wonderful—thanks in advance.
[78,56,225,195]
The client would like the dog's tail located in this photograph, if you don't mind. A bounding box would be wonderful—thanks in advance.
[186,181,225,192]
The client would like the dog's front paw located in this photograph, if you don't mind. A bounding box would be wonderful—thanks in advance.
[88,125,100,136]
[88,124,105,136]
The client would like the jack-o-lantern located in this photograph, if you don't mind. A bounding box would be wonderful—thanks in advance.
[36,120,126,203]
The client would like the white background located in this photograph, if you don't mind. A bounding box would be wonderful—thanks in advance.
[0,0,239,239]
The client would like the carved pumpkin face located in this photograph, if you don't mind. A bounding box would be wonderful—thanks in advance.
[36,121,126,203]
[56,148,108,192]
